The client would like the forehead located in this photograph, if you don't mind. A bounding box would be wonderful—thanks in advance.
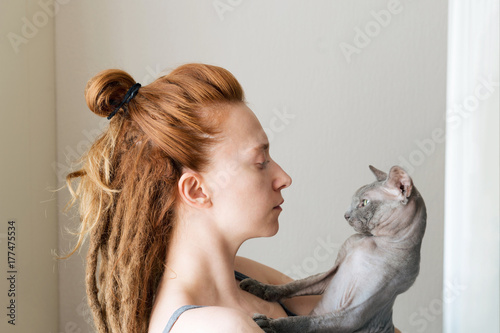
[217,103,268,155]
[353,183,399,201]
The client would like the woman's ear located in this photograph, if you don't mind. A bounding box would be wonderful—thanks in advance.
[177,171,212,208]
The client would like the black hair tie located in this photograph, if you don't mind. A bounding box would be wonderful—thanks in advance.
[107,83,141,120]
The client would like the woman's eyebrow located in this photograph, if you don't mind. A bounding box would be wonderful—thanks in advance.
[252,143,269,153]
[244,143,269,157]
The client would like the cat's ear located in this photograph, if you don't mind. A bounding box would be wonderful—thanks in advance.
[369,165,387,181]
[386,166,413,204]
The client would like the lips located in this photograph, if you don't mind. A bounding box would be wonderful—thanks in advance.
[273,200,284,209]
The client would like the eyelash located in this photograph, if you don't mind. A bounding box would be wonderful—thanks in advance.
[259,160,270,169]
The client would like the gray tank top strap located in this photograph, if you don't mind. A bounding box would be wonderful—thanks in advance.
[162,305,206,333]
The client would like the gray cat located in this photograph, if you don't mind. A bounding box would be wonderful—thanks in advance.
[240,165,427,333]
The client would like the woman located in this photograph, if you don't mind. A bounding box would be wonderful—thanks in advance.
[61,63,401,333]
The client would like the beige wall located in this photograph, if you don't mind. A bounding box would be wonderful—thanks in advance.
[55,1,448,332]
[0,0,58,332]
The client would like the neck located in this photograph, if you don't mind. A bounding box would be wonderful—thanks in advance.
[372,194,427,247]
[160,214,244,306]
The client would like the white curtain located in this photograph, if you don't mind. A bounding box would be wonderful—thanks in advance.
[444,1,499,332]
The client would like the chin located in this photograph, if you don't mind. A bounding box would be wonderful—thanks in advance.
[251,224,279,239]
[246,218,280,239]
[264,220,280,237]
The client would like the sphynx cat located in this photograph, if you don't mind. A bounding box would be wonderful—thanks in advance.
[240,165,427,333]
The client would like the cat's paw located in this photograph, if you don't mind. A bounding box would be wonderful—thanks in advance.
[252,314,277,333]
[239,278,282,302]
[239,278,266,298]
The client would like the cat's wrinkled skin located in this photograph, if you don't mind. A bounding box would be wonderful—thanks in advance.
[240,165,427,333]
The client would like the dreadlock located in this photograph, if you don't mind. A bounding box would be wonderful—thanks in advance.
[57,63,245,332]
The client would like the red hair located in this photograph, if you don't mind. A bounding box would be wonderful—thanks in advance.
[59,63,245,332]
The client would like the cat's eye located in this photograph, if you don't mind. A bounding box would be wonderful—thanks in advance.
[361,199,370,207]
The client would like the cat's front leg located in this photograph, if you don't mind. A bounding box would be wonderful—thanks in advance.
[251,313,319,333]
[240,236,356,302]
[252,314,278,333]
[239,278,286,302]
[240,266,339,302]
[264,307,392,333]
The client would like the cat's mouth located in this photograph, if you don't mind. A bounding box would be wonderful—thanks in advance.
[345,213,355,227]
[348,218,372,234]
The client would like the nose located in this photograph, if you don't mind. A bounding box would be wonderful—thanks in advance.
[344,212,351,220]
[273,162,292,191]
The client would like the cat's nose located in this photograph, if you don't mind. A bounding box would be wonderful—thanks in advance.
[344,212,350,220]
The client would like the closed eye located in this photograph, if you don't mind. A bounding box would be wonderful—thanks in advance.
[258,160,270,169]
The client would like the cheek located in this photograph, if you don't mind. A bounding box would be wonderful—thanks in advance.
[351,208,372,222]
[210,168,266,211]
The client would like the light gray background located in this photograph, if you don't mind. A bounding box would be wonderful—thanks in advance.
[0,0,453,332]
[54,1,447,332]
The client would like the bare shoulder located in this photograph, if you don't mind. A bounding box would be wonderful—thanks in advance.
[235,256,293,285]
[169,306,262,333]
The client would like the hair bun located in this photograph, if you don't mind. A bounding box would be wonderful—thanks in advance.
[85,69,136,118]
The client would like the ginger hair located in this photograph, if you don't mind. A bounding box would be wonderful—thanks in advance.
[58,63,245,332]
